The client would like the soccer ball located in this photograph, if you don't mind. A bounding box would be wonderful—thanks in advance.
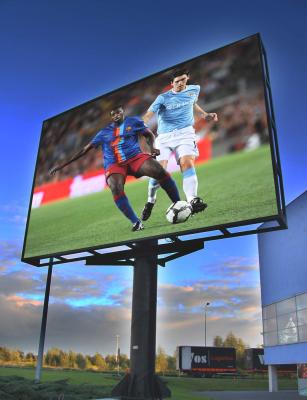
[166,201,192,224]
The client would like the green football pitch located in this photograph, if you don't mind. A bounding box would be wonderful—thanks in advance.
[24,145,278,259]
[0,366,297,400]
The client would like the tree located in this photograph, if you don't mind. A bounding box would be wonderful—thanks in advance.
[156,346,168,374]
[76,353,86,369]
[45,348,60,366]
[9,349,22,363]
[223,332,237,348]
[213,335,223,347]
[92,353,107,370]
[67,350,77,369]
[25,352,36,364]
[105,354,117,370]
[119,354,130,371]
[85,355,93,370]
[221,332,249,369]
[0,347,11,362]
[166,355,176,371]
[59,350,69,368]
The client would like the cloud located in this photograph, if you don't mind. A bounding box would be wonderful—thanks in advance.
[0,271,40,296]
[156,309,262,351]
[49,275,103,300]
[0,264,134,353]
[0,294,132,355]
[0,273,262,355]
[0,264,125,305]
[6,295,43,307]
[0,255,263,355]
[0,204,27,214]
[157,281,260,315]
[0,240,22,265]
[0,203,27,223]
[109,287,132,307]
[155,276,262,352]
[198,257,259,279]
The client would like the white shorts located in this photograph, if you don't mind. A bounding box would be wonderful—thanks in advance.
[155,126,199,164]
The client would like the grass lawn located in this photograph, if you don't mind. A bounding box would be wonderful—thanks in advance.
[0,367,297,400]
[24,145,278,259]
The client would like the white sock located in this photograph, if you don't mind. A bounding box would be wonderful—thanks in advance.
[182,167,198,202]
[148,178,160,203]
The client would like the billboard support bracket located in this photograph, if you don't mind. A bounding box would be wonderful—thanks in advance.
[85,238,204,268]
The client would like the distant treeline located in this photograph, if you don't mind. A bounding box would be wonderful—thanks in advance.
[0,345,176,372]
[0,346,128,371]
[0,332,250,372]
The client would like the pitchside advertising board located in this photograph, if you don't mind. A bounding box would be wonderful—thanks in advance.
[22,33,285,264]
[176,346,236,374]
[298,364,307,396]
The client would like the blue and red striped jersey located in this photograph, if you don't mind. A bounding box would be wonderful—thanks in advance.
[91,116,147,169]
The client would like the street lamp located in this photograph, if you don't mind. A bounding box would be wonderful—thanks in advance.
[204,302,210,347]
[115,334,120,375]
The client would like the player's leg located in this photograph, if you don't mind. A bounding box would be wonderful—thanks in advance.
[148,159,168,203]
[141,159,168,221]
[107,173,143,231]
[142,141,172,220]
[179,155,198,202]
[177,147,207,214]
[137,158,180,204]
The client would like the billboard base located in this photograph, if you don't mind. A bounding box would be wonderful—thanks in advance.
[111,373,171,400]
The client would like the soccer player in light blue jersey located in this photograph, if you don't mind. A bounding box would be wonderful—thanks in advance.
[141,69,218,221]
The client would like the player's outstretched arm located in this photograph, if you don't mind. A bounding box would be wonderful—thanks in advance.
[142,110,155,125]
[142,128,160,157]
[49,143,95,175]
[194,103,218,122]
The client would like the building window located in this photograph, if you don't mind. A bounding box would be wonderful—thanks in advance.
[264,317,277,333]
[298,309,307,326]
[277,312,297,331]
[276,298,296,316]
[263,292,307,346]
[278,327,298,344]
[298,325,307,342]
[264,331,278,346]
[297,293,307,311]
[263,303,276,320]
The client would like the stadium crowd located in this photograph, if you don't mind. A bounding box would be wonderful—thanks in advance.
[35,36,269,187]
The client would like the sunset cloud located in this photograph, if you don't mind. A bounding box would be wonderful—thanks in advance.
[0,253,262,355]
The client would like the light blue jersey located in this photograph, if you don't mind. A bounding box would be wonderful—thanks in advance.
[149,84,200,134]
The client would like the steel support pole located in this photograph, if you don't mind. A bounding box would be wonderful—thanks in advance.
[129,239,158,397]
[111,239,170,399]
[35,258,53,383]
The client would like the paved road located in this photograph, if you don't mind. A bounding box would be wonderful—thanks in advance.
[196,390,302,400]
[95,391,303,400]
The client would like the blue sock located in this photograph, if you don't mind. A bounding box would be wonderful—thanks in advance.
[114,192,139,224]
[158,173,180,203]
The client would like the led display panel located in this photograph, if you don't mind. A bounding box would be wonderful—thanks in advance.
[22,34,282,262]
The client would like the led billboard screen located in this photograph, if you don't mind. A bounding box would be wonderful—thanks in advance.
[22,34,280,261]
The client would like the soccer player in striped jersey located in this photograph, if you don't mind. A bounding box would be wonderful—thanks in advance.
[50,106,180,231]
[141,69,218,221]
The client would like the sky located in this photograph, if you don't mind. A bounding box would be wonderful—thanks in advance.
[0,0,306,357]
